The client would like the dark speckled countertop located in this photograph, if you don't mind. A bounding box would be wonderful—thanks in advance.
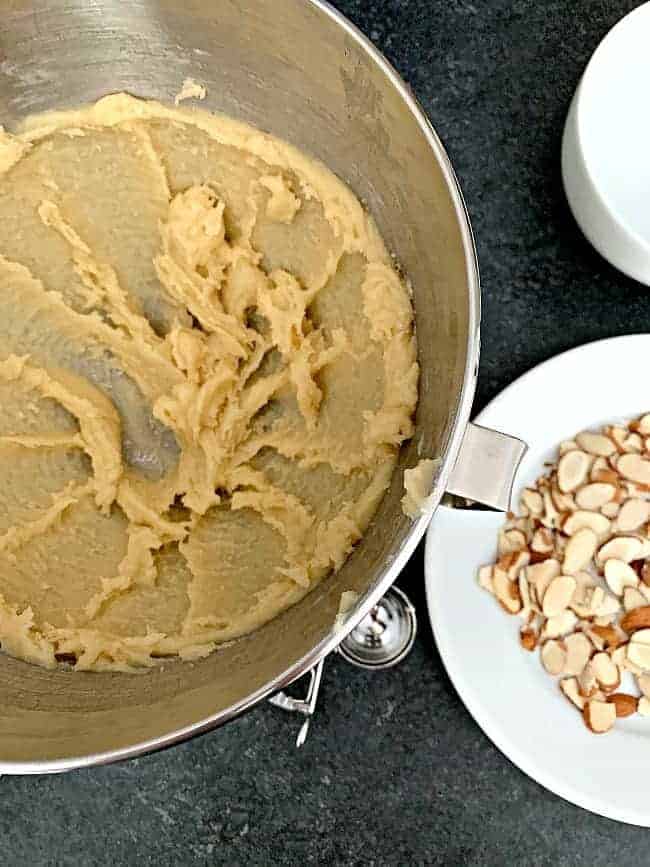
[7,1,650,864]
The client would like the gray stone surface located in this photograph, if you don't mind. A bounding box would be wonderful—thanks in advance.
[7,1,650,864]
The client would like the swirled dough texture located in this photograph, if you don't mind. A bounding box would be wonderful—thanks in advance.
[0,94,418,672]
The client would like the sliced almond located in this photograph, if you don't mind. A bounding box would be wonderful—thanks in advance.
[630,414,650,436]
[620,605,650,634]
[578,662,599,698]
[570,572,599,618]
[638,696,650,716]
[560,676,585,710]
[583,699,616,733]
[604,559,639,596]
[576,431,617,457]
[636,673,650,697]
[591,652,620,692]
[604,425,628,451]
[616,498,650,532]
[591,467,620,485]
[542,574,576,617]
[541,639,566,675]
[606,693,637,718]
[601,501,621,519]
[622,646,646,676]
[563,528,598,574]
[563,632,593,676]
[518,571,532,615]
[589,624,624,650]
[540,489,561,529]
[497,528,528,556]
[558,449,591,493]
[498,548,530,581]
[622,433,643,454]
[611,645,628,668]
[593,614,616,627]
[478,565,494,593]
[519,624,538,651]
[626,633,650,671]
[521,488,543,516]
[594,590,620,618]
[562,510,610,537]
[575,482,616,510]
[623,586,648,612]
[596,535,643,565]
[618,453,650,486]
[542,609,578,640]
[492,568,521,615]
[559,439,579,455]
[525,559,561,600]
[531,527,554,554]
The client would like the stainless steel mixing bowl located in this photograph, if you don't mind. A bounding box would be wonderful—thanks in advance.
[0,0,519,772]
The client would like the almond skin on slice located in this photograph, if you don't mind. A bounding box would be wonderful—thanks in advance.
[591,652,620,692]
[563,528,598,574]
[520,625,538,651]
[562,510,611,537]
[592,467,620,485]
[589,624,624,650]
[583,699,617,733]
[578,661,599,697]
[492,568,522,615]
[630,414,650,436]
[596,536,643,565]
[575,483,616,510]
[558,450,591,493]
[620,605,650,634]
[604,559,639,596]
[542,574,577,617]
[576,431,617,457]
[541,639,566,675]
[498,548,530,581]
[617,453,650,486]
[607,693,638,718]
[616,498,650,532]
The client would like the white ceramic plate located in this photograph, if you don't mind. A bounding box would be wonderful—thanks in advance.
[425,335,650,826]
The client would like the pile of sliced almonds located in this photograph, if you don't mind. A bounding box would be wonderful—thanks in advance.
[478,414,650,734]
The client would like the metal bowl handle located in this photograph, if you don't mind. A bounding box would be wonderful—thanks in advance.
[445,422,527,512]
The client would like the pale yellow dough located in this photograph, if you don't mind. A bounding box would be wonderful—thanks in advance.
[0,94,418,672]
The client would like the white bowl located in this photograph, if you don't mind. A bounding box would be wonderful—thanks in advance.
[562,2,650,285]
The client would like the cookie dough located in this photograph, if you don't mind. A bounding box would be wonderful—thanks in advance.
[0,94,418,671]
